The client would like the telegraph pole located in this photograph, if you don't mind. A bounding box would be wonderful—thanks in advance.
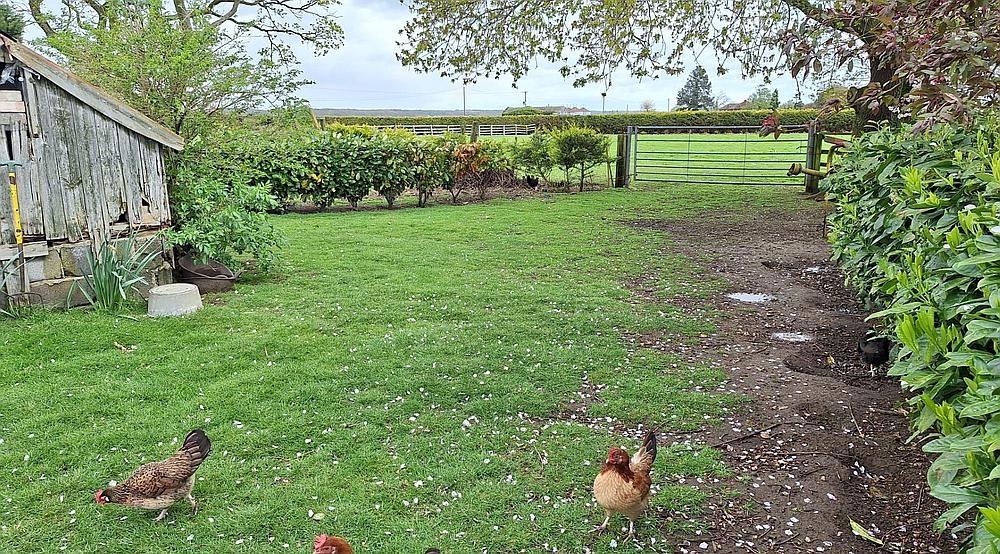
[602,92,607,113]
[463,86,467,116]
[523,91,527,106]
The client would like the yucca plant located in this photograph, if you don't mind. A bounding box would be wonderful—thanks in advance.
[70,234,163,312]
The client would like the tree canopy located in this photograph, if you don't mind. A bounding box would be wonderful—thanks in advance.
[0,2,25,40]
[398,0,1000,129]
[48,4,305,138]
[675,66,715,111]
[29,0,342,62]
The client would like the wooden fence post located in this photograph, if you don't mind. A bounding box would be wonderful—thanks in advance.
[804,126,823,194]
[470,123,480,143]
[615,133,627,188]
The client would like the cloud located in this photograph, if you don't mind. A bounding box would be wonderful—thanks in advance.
[286,1,807,111]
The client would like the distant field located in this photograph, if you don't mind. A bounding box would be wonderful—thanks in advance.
[485,132,815,188]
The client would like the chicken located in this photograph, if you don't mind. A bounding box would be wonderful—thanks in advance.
[859,334,892,376]
[425,549,441,554]
[593,430,657,537]
[95,429,211,522]
[313,535,353,554]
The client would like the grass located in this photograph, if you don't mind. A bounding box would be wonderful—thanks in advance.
[0,183,808,553]
[487,131,814,187]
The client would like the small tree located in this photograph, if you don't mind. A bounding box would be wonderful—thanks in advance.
[512,133,555,183]
[813,85,849,106]
[0,3,25,40]
[675,66,715,110]
[48,5,306,138]
[550,127,609,192]
[640,100,656,112]
[746,86,779,110]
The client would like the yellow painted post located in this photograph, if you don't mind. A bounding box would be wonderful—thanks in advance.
[9,170,22,247]
[4,162,28,293]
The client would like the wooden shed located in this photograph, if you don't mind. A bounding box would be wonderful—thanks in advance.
[0,36,184,305]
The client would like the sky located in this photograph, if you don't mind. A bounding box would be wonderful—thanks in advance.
[289,0,808,112]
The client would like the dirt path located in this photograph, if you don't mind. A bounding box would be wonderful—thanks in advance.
[627,203,959,553]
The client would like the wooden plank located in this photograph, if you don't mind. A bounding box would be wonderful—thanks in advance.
[0,90,22,102]
[33,79,69,241]
[0,241,47,260]
[9,118,45,237]
[138,137,166,224]
[59,92,96,242]
[0,131,14,244]
[2,37,184,151]
[81,107,111,242]
[114,125,142,228]
[21,71,42,137]
[0,100,25,112]
[95,113,126,231]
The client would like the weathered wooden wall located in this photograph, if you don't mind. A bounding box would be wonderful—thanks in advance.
[0,74,170,248]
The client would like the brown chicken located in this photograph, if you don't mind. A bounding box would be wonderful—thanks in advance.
[313,535,353,554]
[593,430,657,537]
[95,429,212,522]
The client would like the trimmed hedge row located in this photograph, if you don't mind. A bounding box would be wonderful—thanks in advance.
[223,128,523,208]
[322,109,855,134]
[824,115,1000,551]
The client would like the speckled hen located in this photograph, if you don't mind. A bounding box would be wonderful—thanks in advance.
[95,429,211,522]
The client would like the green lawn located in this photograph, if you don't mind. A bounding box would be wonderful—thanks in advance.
[487,132,814,187]
[1,183,805,553]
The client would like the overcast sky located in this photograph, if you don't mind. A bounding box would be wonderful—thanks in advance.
[290,0,808,112]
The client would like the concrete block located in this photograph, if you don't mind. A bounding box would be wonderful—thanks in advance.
[134,263,174,298]
[26,252,64,282]
[58,243,93,277]
[147,283,202,317]
[31,276,92,308]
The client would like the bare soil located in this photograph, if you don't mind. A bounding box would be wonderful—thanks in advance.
[625,203,960,553]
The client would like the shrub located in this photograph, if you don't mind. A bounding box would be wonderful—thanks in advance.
[823,114,1000,550]
[512,133,556,183]
[412,139,454,207]
[166,164,283,270]
[450,143,484,203]
[477,140,516,198]
[550,127,610,191]
[371,135,414,208]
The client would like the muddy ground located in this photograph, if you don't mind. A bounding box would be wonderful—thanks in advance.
[627,203,960,553]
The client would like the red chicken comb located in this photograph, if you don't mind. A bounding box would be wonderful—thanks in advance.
[314,535,329,550]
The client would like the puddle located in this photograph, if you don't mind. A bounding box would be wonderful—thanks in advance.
[772,332,813,343]
[726,292,774,304]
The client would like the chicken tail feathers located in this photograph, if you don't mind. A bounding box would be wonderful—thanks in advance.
[641,430,657,465]
[180,429,212,468]
[630,430,657,472]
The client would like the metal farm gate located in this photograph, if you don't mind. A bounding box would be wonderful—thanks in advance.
[624,125,817,187]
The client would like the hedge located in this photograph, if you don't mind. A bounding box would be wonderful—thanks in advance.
[823,115,1000,552]
[321,108,855,134]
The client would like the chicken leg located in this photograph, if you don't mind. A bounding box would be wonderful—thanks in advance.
[593,513,611,534]
[188,493,198,515]
[153,509,168,523]
[626,519,636,539]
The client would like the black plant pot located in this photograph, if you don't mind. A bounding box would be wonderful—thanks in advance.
[177,254,237,294]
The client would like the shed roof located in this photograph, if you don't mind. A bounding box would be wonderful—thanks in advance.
[0,36,184,151]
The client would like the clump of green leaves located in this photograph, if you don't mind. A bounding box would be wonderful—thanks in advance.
[550,127,610,192]
[165,133,283,270]
[70,235,162,312]
[0,2,25,40]
[824,114,1000,551]
[512,133,556,183]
